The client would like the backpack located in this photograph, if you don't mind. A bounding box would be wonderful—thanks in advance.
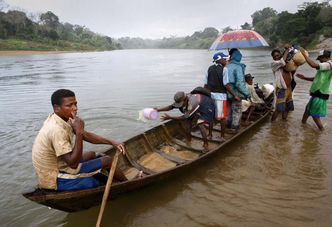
[190,86,211,97]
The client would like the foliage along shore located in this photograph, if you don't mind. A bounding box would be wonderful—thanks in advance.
[0,3,121,52]
[117,1,332,50]
[0,1,331,52]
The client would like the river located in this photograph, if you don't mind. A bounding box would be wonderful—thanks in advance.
[0,49,331,226]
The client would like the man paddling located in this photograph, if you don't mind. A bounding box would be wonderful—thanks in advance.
[32,89,128,191]
[154,90,215,152]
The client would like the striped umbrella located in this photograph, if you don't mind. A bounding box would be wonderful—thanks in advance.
[209,30,269,50]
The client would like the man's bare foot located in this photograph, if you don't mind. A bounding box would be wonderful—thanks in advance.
[185,139,192,146]
[242,121,253,126]
[202,144,209,153]
[133,170,143,179]
[226,128,238,134]
[218,135,226,142]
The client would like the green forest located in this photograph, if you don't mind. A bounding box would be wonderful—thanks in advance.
[0,1,121,51]
[0,0,331,51]
[119,1,332,49]
[251,1,332,48]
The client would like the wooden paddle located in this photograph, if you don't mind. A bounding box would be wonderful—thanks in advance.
[96,150,120,227]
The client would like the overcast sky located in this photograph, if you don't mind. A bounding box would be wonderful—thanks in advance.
[5,0,326,39]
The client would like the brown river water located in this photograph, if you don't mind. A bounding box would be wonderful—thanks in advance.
[0,49,331,226]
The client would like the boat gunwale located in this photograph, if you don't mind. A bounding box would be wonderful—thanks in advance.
[23,109,271,205]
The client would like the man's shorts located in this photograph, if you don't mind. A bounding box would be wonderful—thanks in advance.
[214,99,227,120]
[276,88,294,112]
[57,158,103,191]
[211,92,227,120]
[306,96,327,118]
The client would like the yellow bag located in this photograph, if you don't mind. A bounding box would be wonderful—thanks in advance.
[285,49,309,72]
[285,59,298,72]
[292,50,308,66]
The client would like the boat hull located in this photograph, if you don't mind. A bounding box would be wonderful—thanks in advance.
[23,98,273,212]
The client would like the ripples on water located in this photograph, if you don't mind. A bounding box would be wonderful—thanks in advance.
[0,49,331,226]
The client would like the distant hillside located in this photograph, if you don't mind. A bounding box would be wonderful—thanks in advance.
[1,0,331,51]
[118,1,332,50]
[248,1,332,48]
[0,6,121,51]
[117,27,219,49]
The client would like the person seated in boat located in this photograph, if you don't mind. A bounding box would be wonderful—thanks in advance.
[241,73,266,123]
[32,89,128,192]
[204,52,239,139]
[154,90,215,152]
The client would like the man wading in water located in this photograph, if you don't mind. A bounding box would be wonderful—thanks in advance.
[296,48,332,131]
[270,45,294,121]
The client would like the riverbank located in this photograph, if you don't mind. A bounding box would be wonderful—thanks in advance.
[0,50,75,56]
[313,37,332,52]
[0,38,330,57]
[0,38,118,55]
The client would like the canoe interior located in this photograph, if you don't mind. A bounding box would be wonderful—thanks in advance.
[23,95,273,212]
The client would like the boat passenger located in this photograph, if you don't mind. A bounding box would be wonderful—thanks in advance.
[226,48,250,133]
[32,89,128,192]
[204,52,239,139]
[270,45,294,121]
[296,48,332,131]
[242,73,266,123]
[154,91,215,152]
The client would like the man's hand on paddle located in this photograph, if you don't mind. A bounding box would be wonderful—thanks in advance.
[113,142,126,155]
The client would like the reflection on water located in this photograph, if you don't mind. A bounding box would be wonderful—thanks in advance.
[0,49,332,226]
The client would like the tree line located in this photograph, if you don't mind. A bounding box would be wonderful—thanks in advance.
[0,0,331,51]
[117,27,219,49]
[0,1,121,51]
[118,1,332,49]
[249,1,332,47]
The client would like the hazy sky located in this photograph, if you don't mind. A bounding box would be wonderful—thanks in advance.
[5,0,325,39]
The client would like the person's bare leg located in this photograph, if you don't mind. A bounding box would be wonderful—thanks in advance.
[271,111,279,121]
[245,107,254,124]
[198,124,209,152]
[220,120,226,138]
[207,122,213,139]
[313,117,324,131]
[82,151,96,161]
[282,110,289,120]
[302,111,310,124]
[101,156,127,181]
[186,120,193,145]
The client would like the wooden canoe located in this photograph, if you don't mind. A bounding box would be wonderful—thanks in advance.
[23,97,273,212]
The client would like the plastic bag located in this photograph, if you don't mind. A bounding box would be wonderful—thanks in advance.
[137,108,158,122]
[261,84,274,99]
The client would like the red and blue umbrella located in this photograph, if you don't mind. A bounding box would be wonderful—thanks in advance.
[209,30,269,50]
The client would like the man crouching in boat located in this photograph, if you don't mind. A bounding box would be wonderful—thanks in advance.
[32,89,127,192]
[154,90,215,152]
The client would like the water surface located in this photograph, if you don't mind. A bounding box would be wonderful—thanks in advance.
[0,49,331,226]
